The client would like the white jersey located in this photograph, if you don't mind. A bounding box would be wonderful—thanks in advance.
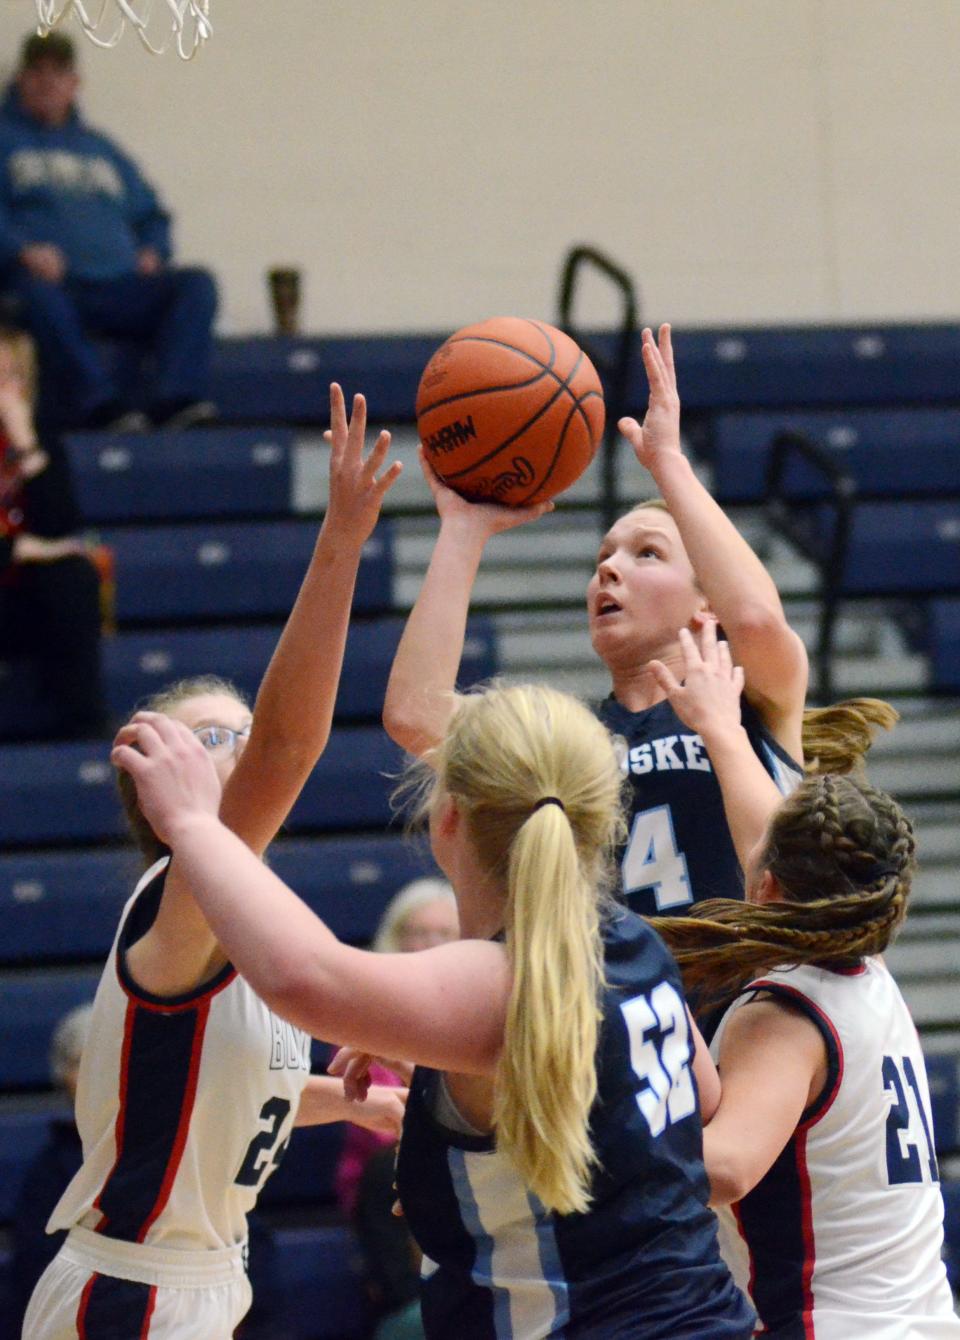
[49,858,311,1252]
[711,959,960,1339]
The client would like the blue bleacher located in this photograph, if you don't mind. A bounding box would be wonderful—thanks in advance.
[801,500,960,596]
[0,1101,71,1222]
[0,834,439,966]
[206,325,960,425]
[928,599,960,692]
[943,1181,960,1293]
[709,407,960,503]
[102,519,392,623]
[1,969,99,1089]
[0,726,405,847]
[0,1246,15,1340]
[270,1224,373,1340]
[65,428,297,522]
[926,1053,960,1156]
[100,615,497,721]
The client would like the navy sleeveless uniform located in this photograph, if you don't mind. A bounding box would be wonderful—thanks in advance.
[395,910,754,1339]
[596,695,802,916]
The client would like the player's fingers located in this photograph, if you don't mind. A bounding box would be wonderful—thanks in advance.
[678,625,703,670]
[640,331,666,392]
[648,658,681,696]
[732,665,746,697]
[363,429,392,479]
[617,416,643,448]
[658,323,677,385]
[345,392,368,455]
[110,742,147,776]
[373,459,404,499]
[328,383,347,449]
[698,615,718,663]
[717,637,734,677]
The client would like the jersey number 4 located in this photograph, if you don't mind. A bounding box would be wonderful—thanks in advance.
[622,805,693,910]
[621,982,697,1136]
[882,1054,939,1184]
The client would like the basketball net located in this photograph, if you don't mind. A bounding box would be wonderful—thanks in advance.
[34,0,212,59]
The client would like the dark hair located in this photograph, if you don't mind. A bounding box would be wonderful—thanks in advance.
[20,32,76,70]
[116,675,248,867]
[652,774,916,1008]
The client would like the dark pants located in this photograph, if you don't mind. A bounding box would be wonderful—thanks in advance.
[7,266,217,424]
[0,555,106,739]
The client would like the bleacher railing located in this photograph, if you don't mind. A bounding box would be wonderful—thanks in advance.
[764,429,857,705]
[556,245,639,532]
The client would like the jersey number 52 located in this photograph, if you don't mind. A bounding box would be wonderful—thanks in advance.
[621,982,697,1136]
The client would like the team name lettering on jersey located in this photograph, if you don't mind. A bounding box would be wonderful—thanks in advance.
[269,1015,310,1072]
[618,733,712,776]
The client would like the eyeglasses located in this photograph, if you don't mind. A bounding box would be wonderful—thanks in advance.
[192,724,251,755]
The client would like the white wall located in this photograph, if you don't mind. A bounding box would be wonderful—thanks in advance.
[2,0,959,335]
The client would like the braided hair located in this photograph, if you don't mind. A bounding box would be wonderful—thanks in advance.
[651,774,916,1008]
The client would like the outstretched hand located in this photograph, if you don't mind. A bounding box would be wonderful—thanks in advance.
[418,446,553,540]
[647,620,744,741]
[111,711,222,846]
[322,383,403,546]
[618,323,682,472]
[328,1045,414,1102]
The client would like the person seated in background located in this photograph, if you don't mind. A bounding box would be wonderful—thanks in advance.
[0,31,218,432]
[10,1002,92,1332]
[334,878,459,1340]
[0,324,107,740]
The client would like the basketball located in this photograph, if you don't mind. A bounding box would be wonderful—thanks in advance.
[416,317,605,506]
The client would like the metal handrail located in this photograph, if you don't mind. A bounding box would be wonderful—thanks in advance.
[557,246,639,531]
[764,430,857,704]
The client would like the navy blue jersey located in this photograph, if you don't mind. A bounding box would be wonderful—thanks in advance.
[596,694,802,917]
[395,910,754,1339]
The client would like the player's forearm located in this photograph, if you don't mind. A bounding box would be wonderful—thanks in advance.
[702,724,784,870]
[651,453,786,629]
[295,1075,357,1127]
[249,524,363,760]
[383,517,487,757]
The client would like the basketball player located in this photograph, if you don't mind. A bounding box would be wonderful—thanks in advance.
[22,385,405,1340]
[383,323,813,920]
[646,628,960,1338]
[112,683,756,1339]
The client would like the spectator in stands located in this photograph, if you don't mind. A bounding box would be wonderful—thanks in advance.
[0,32,218,432]
[335,878,458,1340]
[0,324,107,740]
[10,1002,92,1331]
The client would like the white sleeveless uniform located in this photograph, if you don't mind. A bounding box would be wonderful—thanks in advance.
[23,858,311,1339]
[711,959,960,1339]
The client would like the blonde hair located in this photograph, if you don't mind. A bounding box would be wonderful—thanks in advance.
[116,675,248,867]
[652,774,915,1008]
[0,325,38,405]
[417,683,625,1215]
[372,877,457,953]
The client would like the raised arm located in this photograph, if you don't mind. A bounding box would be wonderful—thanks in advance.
[648,621,783,867]
[113,713,511,1073]
[383,451,549,759]
[127,387,401,996]
[217,384,401,855]
[621,326,807,757]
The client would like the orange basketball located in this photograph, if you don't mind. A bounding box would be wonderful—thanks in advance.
[416,317,605,506]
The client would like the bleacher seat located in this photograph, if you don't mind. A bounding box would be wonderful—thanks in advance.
[928,599,960,692]
[100,615,497,720]
[102,520,393,623]
[926,1053,960,1157]
[799,500,960,596]
[0,1100,70,1222]
[0,1245,16,1340]
[0,834,440,966]
[270,1224,373,1340]
[0,968,100,1089]
[0,726,405,847]
[209,334,442,425]
[65,428,297,523]
[709,407,960,503]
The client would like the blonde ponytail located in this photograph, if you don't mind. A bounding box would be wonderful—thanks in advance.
[425,684,624,1215]
[496,802,603,1214]
[801,698,899,775]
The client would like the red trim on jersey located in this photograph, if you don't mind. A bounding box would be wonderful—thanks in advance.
[93,997,137,1232]
[795,1127,816,1338]
[140,1285,158,1337]
[829,964,867,976]
[76,1272,97,1336]
[731,1200,758,1300]
[136,995,212,1242]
